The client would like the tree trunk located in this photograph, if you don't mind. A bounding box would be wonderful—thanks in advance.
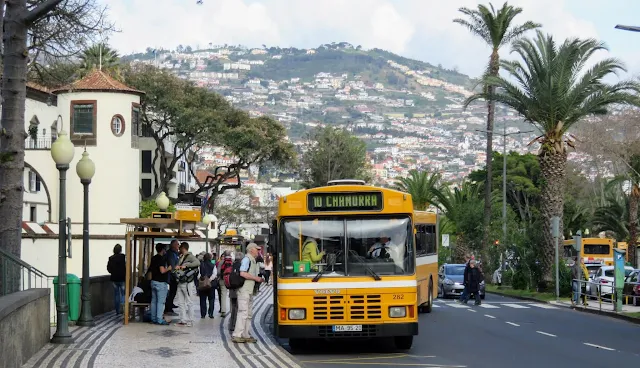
[0,0,29,294]
[481,50,500,274]
[628,186,638,268]
[454,233,471,263]
[538,149,568,288]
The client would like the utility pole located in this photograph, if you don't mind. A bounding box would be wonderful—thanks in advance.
[476,126,533,273]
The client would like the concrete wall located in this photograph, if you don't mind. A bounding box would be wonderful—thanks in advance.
[0,289,50,368]
[85,275,115,316]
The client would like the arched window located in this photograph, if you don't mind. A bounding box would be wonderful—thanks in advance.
[110,115,125,137]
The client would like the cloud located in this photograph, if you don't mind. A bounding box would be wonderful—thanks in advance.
[102,0,634,78]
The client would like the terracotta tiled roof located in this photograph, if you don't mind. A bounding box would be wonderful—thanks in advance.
[51,70,143,95]
[26,82,51,93]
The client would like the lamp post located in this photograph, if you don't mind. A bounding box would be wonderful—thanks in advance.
[156,192,170,211]
[76,150,96,327]
[476,126,533,272]
[50,130,75,344]
[202,214,211,253]
[210,214,219,256]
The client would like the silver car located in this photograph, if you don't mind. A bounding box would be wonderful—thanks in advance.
[438,263,485,299]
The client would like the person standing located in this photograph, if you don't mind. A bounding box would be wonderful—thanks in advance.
[218,251,233,317]
[175,242,200,327]
[232,243,264,343]
[198,253,217,319]
[264,254,273,286]
[458,254,472,303]
[571,257,589,306]
[164,240,180,316]
[107,244,126,315]
[149,243,172,325]
[228,251,244,333]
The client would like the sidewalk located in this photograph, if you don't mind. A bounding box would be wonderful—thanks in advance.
[23,285,302,368]
[550,299,640,323]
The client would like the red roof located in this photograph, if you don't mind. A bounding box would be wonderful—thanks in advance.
[52,70,143,95]
[26,82,51,93]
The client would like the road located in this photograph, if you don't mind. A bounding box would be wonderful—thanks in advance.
[281,293,640,368]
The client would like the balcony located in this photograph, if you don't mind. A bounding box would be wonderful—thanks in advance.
[25,137,52,150]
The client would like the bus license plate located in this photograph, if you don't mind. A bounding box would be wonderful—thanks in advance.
[333,325,362,332]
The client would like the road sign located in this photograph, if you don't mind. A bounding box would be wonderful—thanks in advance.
[442,234,450,248]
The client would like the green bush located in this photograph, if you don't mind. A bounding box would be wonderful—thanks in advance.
[553,262,573,297]
[139,199,176,218]
[512,268,528,290]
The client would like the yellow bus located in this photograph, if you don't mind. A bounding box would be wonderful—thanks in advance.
[272,180,419,350]
[563,237,615,266]
[414,211,439,313]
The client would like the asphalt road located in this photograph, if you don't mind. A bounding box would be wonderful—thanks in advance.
[280,293,640,368]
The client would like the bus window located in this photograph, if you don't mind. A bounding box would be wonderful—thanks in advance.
[416,224,436,256]
[346,216,414,276]
[563,245,577,258]
[584,244,610,255]
[282,218,345,277]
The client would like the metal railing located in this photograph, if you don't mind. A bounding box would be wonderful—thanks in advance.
[25,137,52,150]
[0,247,56,324]
[572,278,640,311]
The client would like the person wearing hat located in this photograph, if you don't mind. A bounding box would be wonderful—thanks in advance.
[232,242,264,344]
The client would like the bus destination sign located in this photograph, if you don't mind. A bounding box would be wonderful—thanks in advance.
[308,192,383,212]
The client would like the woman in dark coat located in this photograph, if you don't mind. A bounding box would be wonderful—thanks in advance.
[463,259,483,305]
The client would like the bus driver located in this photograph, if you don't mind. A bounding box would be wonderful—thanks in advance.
[301,231,325,271]
[368,233,392,259]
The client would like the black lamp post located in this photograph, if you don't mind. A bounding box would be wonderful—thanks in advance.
[50,130,75,344]
[77,150,96,326]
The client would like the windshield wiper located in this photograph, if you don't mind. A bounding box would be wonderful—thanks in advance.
[312,268,326,282]
[349,250,381,281]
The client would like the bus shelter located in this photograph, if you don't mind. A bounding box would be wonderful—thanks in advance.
[119,217,208,325]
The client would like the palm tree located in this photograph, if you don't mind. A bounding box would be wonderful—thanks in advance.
[436,182,485,262]
[466,30,640,284]
[394,170,443,210]
[454,2,540,260]
[79,43,120,75]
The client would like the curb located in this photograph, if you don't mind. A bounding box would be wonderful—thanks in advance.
[487,291,640,325]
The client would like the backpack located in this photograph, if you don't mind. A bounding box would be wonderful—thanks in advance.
[224,258,246,290]
[174,256,199,284]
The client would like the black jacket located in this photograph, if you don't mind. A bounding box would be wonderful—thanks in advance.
[107,254,126,282]
[465,267,483,293]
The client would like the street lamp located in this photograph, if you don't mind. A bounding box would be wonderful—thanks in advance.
[76,150,95,327]
[476,126,533,272]
[615,24,640,32]
[156,192,170,211]
[202,214,211,253]
[209,214,219,256]
[50,130,75,344]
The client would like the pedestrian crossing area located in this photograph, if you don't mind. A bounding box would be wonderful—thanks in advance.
[434,299,558,310]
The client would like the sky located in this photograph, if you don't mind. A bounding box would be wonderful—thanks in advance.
[102,0,640,79]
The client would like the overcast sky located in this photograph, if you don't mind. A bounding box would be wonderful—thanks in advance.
[103,0,640,79]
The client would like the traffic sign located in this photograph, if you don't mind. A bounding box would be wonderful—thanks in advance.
[442,234,450,248]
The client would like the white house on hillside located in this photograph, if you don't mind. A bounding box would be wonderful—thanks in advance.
[21,70,206,281]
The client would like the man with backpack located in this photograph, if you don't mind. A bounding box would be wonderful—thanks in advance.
[231,243,264,343]
[228,251,245,333]
[174,242,200,327]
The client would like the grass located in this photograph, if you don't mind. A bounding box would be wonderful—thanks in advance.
[485,284,571,302]
[622,312,640,319]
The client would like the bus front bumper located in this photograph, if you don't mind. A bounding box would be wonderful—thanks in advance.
[278,322,418,339]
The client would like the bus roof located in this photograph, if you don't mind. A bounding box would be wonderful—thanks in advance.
[277,185,413,218]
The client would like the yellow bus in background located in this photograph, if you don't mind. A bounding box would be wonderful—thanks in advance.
[272,180,419,350]
[414,211,438,313]
[563,237,615,266]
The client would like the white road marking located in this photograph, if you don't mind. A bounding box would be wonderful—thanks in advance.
[583,343,615,351]
[501,303,530,309]
[536,331,557,337]
[484,314,496,319]
[467,309,477,312]
[478,303,499,309]
[432,304,441,308]
[506,322,520,327]
[447,303,470,309]
[529,304,557,309]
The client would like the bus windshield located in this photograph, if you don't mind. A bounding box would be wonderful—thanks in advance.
[280,216,414,278]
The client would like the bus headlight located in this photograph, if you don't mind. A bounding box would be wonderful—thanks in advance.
[288,309,306,320]
[389,307,406,318]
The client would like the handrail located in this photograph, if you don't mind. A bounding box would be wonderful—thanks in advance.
[572,278,640,311]
[0,247,51,278]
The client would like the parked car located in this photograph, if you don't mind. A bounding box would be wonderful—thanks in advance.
[622,269,640,306]
[438,263,485,299]
[587,265,634,298]
[584,264,603,295]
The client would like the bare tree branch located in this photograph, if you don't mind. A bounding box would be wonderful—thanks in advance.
[24,0,64,24]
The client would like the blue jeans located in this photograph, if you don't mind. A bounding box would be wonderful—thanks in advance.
[112,282,125,314]
[459,285,468,301]
[572,281,584,304]
[151,281,169,323]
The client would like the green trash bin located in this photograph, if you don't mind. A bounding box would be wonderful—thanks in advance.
[52,274,81,321]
